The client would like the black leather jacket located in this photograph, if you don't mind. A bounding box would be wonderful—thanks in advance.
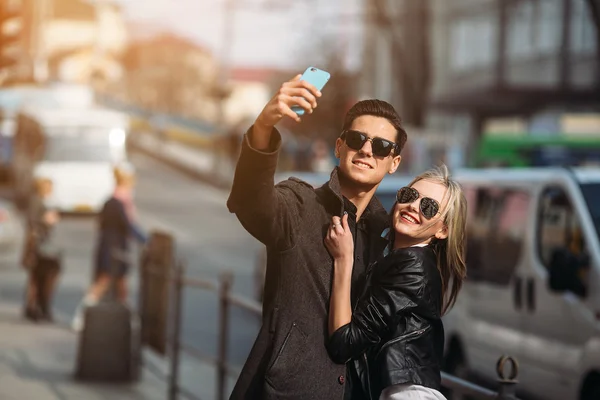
[327,246,444,399]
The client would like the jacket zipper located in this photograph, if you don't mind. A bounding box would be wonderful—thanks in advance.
[374,326,430,360]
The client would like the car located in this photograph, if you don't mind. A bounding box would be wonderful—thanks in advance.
[253,172,412,302]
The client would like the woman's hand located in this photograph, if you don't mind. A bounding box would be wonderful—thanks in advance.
[325,213,354,266]
[326,213,354,336]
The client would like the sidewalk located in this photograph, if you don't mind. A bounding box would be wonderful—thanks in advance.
[0,302,166,400]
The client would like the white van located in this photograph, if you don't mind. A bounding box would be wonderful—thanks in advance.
[12,105,130,212]
[443,167,600,400]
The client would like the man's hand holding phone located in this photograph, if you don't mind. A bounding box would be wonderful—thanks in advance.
[251,73,323,150]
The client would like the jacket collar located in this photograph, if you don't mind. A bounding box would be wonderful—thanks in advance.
[324,167,390,238]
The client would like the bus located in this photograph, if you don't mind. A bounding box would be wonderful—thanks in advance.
[12,105,130,213]
[475,134,600,168]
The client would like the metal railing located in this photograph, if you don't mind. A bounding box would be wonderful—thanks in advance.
[144,260,261,400]
[441,355,519,399]
[138,232,521,400]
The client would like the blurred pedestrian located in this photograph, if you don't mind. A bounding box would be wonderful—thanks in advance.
[21,177,62,322]
[71,164,146,331]
[227,74,407,400]
[325,165,468,400]
[310,137,335,173]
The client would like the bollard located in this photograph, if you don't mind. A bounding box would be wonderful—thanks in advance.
[168,261,185,400]
[217,271,234,400]
[496,355,519,400]
[142,231,175,355]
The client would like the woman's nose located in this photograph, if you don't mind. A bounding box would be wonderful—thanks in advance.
[409,198,421,214]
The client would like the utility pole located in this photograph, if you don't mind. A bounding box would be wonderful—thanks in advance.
[210,0,295,184]
[215,0,236,133]
[372,0,431,127]
[30,0,50,82]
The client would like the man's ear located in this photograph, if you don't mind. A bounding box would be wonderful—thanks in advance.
[435,224,449,240]
[335,137,344,158]
[388,155,402,174]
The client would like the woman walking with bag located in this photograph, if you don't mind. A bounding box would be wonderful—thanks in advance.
[71,164,146,331]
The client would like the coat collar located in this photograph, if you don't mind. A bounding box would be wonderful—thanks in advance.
[323,167,390,240]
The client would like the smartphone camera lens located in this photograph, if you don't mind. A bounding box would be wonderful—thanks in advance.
[310,67,316,72]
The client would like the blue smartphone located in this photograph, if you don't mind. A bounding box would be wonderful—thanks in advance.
[292,66,331,116]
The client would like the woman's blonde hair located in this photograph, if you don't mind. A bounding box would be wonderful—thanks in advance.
[391,165,468,315]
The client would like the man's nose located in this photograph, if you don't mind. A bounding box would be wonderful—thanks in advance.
[359,139,373,157]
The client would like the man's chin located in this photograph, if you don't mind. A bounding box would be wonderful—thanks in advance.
[339,167,380,189]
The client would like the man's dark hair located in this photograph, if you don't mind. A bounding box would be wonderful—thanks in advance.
[341,99,408,152]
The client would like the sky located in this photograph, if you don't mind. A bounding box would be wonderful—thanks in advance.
[117,0,366,70]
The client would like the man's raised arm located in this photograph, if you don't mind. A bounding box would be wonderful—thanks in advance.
[226,75,322,249]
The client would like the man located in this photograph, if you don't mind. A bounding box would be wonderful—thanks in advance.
[227,74,407,399]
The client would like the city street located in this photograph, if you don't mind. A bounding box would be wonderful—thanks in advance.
[0,152,262,398]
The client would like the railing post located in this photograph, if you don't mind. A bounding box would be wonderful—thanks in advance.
[496,355,519,400]
[168,261,185,400]
[138,247,148,351]
[217,271,234,400]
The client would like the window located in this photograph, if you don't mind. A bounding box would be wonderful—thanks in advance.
[580,183,600,240]
[449,14,497,72]
[42,128,113,163]
[507,0,561,59]
[571,0,597,55]
[537,187,589,297]
[466,187,531,285]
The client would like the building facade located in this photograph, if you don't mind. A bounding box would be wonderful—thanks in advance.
[360,0,599,168]
[3,0,127,84]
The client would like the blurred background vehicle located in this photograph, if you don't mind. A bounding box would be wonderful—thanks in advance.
[11,104,130,213]
[443,167,600,400]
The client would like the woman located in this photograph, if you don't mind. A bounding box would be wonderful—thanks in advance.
[71,164,146,331]
[325,165,468,400]
[22,178,61,322]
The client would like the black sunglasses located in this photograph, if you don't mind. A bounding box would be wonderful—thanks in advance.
[396,187,441,220]
[340,130,398,158]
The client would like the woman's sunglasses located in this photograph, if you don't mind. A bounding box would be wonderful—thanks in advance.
[340,130,398,158]
[396,186,441,220]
